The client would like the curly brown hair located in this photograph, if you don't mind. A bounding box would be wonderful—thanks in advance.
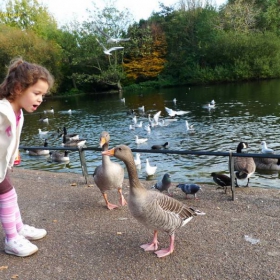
[0,57,54,101]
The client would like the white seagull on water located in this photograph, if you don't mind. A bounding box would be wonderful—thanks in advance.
[165,107,190,117]
[261,141,274,154]
[135,135,148,144]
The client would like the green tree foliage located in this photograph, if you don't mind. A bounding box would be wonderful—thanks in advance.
[2,0,280,92]
[0,24,62,89]
[0,0,58,40]
[68,1,133,91]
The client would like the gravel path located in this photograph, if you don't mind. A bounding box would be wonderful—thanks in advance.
[0,168,279,280]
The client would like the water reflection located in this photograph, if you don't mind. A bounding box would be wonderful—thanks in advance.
[18,80,280,189]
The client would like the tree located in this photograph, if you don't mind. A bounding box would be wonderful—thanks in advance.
[0,24,62,90]
[70,0,134,91]
[0,0,59,40]
[123,21,167,83]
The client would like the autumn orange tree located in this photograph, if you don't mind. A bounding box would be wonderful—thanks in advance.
[123,21,167,84]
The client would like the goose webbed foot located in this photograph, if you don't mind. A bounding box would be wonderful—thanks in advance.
[102,193,118,210]
[140,230,159,251]
[106,202,119,210]
[154,234,175,258]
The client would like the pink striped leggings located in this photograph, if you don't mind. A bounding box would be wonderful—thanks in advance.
[0,188,24,240]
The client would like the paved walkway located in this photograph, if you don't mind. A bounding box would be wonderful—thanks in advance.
[0,168,279,280]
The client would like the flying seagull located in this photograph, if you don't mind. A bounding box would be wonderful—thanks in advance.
[96,38,124,56]
[94,25,130,44]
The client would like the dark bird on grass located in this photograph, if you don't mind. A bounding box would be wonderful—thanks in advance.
[152,173,172,196]
[211,172,231,191]
[176,183,202,199]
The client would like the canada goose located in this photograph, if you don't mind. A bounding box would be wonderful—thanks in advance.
[151,142,169,150]
[152,173,172,196]
[176,184,202,199]
[26,139,49,156]
[49,151,70,162]
[102,145,205,258]
[44,107,54,114]
[211,172,231,190]
[253,157,280,171]
[233,142,256,187]
[39,114,48,123]
[93,131,126,210]
[62,127,79,141]
[61,134,86,148]
[145,159,157,176]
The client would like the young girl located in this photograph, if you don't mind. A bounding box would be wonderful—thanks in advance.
[0,57,54,257]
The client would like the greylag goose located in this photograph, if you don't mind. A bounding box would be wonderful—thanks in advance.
[93,131,126,210]
[233,142,256,187]
[152,173,172,196]
[211,172,231,190]
[102,145,205,258]
[176,184,202,199]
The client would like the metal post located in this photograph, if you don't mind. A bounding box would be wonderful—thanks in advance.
[78,148,88,184]
[229,151,235,201]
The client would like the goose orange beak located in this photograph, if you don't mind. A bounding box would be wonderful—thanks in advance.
[99,137,106,147]
[102,148,115,156]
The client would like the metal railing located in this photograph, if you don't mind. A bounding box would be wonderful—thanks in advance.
[19,145,280,201]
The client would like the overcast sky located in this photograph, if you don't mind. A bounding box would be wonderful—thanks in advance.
[38,0,227,25]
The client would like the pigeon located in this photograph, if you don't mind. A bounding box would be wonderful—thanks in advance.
[152,173,172,196]
[176,183,202,199]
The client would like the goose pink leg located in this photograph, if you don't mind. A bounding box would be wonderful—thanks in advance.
[118,188,127,206]
[140,230,159,251]
[102,193,118,210]
[154,234,175,258]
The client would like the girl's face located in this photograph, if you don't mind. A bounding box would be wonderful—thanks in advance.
[11,79,49,114]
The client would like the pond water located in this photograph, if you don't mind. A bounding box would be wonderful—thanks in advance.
[19,79,280,189]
